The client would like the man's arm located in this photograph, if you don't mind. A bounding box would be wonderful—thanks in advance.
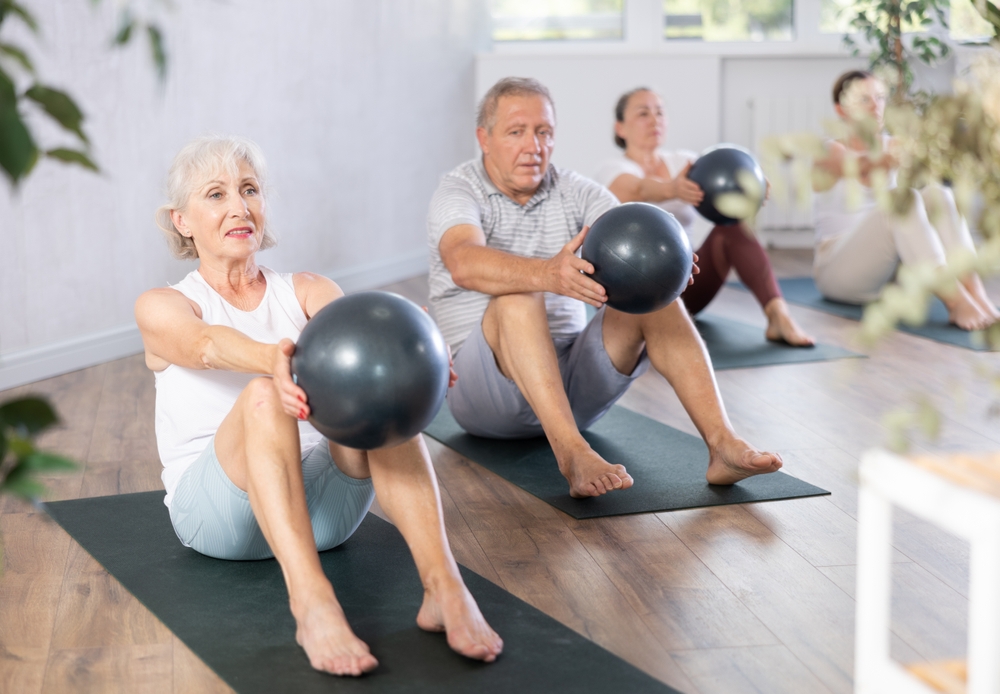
[438,223,607,307]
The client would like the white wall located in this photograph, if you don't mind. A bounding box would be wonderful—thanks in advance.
[0,0,490,389]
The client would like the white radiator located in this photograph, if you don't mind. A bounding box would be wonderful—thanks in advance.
[747,95,833,236]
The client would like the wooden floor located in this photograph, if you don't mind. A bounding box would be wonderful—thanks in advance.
[2,249,998,693]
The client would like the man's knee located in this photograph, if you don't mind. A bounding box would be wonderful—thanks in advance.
[491,291,546,316]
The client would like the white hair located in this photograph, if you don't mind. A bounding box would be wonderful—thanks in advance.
[154,136,276,260]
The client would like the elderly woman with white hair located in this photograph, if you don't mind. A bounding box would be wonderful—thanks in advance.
[135,136,502,676]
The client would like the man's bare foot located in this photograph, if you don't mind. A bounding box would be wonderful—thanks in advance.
[416,576,503,662]
[558,446,634,498]
[764,298,815,347]
[293,595,379,676]
[705,434,783,485]
[944,286,993,331]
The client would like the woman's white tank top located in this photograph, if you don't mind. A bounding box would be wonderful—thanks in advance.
[813,136,896,244]
[154,266,324,506]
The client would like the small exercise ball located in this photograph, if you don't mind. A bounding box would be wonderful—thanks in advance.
[581,202,693,314]
[292,292,450,450]
[686,144,766,225]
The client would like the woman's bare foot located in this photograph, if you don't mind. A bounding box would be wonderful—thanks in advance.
[943,285,993,331]
[764,298,815,347]
[293,594,379,676]
[961,276,1000,322]
[557,445,634,498]
[705,433,783,485]
[416,576,503,662]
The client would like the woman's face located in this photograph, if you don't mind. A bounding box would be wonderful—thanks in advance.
[617,90,666,150]
[836,77,887,128]
[172,159,265,262]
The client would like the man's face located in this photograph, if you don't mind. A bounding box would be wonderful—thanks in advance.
[478,94,555,200]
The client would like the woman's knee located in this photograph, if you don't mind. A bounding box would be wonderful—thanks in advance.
[240,377,283,421]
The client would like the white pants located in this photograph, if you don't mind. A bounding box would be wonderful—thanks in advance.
[814,185,975,304]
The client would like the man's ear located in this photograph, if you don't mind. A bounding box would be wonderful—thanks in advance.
[476,126,489,155]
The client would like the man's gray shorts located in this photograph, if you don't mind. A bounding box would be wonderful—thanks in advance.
[169,438,375,561]
[447,306,650,439]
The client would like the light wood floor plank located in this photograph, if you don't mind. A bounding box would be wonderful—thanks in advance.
[671,644,836,694]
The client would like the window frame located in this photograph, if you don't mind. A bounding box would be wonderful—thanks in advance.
[488,0,954,57]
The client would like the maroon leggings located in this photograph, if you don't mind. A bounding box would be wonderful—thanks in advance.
[680,223,782,315]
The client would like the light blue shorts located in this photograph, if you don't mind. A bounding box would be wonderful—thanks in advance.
[447,306,650,439]
[169,438,375,561]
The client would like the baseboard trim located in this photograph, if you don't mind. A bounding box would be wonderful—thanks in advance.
[0,323,145,392]
[0,249,431,392]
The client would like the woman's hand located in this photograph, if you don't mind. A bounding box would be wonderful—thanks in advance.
[273,338,310,420]
[669,162,704,205]
[688,252,700,286]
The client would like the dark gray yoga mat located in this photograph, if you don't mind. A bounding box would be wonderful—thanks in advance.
[584,305,862,369]
[424,405,829,519]
[732,276,989,351]
[694,314,862,370]
[44,491,679,694]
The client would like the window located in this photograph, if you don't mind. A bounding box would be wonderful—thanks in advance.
[820,0,945,34]
[950,0,993,42]
[491,0,625,41]
[663,0,793,41]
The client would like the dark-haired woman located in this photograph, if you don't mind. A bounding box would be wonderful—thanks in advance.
[597,88,814,346]
[812,71,997,329]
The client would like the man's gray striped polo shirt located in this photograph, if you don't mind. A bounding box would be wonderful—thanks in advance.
[427,156,617,352]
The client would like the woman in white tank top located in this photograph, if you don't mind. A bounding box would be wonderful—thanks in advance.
[812,71,997,330]
[136,137,501,677]
[596,88,815,347]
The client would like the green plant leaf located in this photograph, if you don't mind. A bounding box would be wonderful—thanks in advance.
[0,427,7,464]
[24,451,76,472]
[0,43,34,74]
[147,24,166,80]
[113,13,135,46]
[1,1,39,34]
[46,147,98,172]
[0,102,37,184]
[25,85,88,144]
[0,397,58,436]
[0,463,46,500]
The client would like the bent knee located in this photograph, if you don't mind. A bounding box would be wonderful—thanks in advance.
[492,292,545,311]
[240,377,282,418]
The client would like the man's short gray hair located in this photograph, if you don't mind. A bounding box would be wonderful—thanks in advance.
[476,77,555,133]
[154,136,277,260]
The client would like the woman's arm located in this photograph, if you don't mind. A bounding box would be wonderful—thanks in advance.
[813,139,897,192]
[135,288,277,374]
[292,272,345,319]
[608,163,704,206]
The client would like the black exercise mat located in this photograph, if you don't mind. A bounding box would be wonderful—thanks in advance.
[694,313,862,369]
[45,492,679,694]
[731,276,988,351]
[424,404,829,519]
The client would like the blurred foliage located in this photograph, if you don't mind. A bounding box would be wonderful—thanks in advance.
[838,0,950,100]
[0,0,169,186]
[0,396,77,575]
[759,51,1000,451]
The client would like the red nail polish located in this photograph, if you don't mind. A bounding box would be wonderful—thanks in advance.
[299,409,307,420]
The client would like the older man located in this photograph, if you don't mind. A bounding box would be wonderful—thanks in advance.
[427,77,782,498]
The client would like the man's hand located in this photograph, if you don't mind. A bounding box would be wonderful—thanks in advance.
[544,227,607,308]
[273,338,309,420]
[688,252,701,286]
[670,162,704,205]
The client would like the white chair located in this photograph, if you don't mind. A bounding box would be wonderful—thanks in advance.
[856,449,1000,694]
